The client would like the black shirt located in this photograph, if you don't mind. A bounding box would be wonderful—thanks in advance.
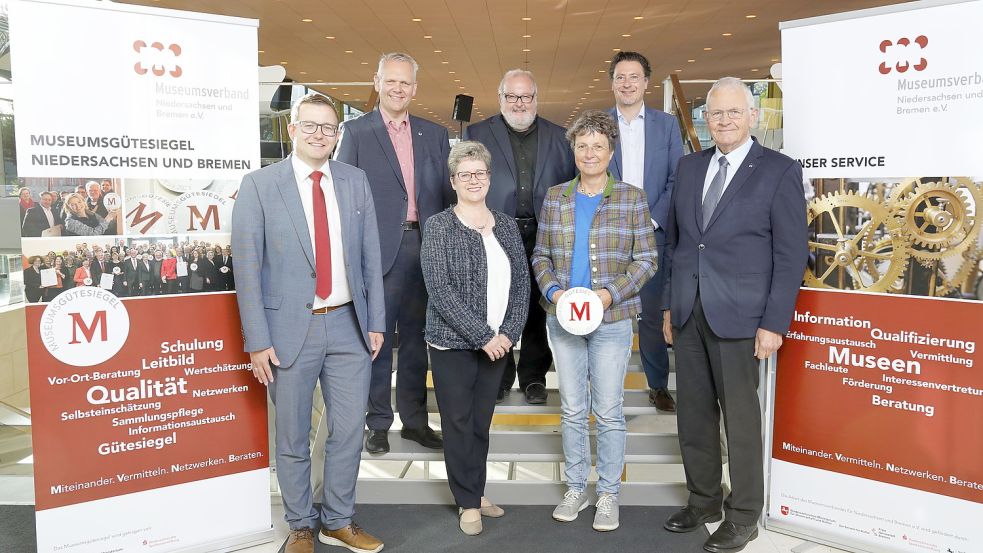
[506,120,538,219]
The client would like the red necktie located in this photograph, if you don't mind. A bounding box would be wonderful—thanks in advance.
[311,171,332,299]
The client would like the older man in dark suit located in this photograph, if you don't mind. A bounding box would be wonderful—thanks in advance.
[21,191,63,237]
[661,77,808,552]
[463,69,576,405]
[335,52,451,454]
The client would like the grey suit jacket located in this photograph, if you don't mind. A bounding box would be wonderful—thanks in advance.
[232,157,386,368]
[334,110,452,274]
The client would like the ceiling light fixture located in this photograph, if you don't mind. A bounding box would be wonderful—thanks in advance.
[612,48,621,52]
[258,50,265,54]
[688,59,695,63]
[722,33,733,37]
[523,34,532,38]
[621,34,631,37]
[441,61,449,64]
[423,35,432,39]
[522,48,531,52]
[301,18,312,22]
[522,17,532,21]
[634,16,643,20]
[746,14,757,19]
[704,47,712,51]
[344,50,353,54]
[412,18,422,22]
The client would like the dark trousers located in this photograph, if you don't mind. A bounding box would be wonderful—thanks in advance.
[638,242,670,389]
[366,228,430,431]
[430,347,505,509]
[500,219,552,392]
[673,295,762,526]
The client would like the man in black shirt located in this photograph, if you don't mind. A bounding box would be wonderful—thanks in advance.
[464,69,576,404]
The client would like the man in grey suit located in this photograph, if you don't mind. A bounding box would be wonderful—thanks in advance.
[606,51,684,413]
[661,78,808,552]
[463,69,576,405]
[233,93,385,553]
[335,52,451,454]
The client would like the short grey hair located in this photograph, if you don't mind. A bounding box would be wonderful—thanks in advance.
[377,52,419,81]
[289,92,337,123]
[447,140,492,176]
[565,110,618,151]
[498,69,537,96]
[706,77,755,110]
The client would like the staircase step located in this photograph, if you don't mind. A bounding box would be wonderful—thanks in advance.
[361,430,681,464]
[355,479,688,506]
[399,389,677,416]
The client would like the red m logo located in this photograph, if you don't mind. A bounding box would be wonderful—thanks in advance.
[126,202,164,234]
[187,204,220,231]
[68,311,108,344]
[570,302,590,321]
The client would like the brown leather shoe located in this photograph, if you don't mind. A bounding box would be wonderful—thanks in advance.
[319,522,384,553]
[650,388,676,412]
[285,528,315,553]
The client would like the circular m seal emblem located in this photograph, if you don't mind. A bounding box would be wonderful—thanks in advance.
[124,193,172,235]
[556,287,603,336]
[166,190,231,233]
[39,287,130,367]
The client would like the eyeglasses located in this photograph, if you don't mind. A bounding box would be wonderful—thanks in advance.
[574,143,609,155]
[705,109,747,121]
[502,93,536,104]
[294,121,339,136]
[455,170,491,182]
[613,74,644,84]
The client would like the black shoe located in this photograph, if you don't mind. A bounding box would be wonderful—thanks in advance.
[524,382,547,405]
[649,388,676,412]
[703,521,758,552]
[496,388,510,404]
[400,426,443,449]
[364,430,390,454]
[663,506,722,533]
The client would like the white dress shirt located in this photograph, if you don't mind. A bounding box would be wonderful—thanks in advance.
[617,104,660,229]
[291,155,352,308]
[702,137,754,202]
[617,104,645,193]
[42,206,55,227]
[483,233,511,335]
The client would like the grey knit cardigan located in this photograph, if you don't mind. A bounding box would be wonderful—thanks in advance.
[420,207,530,350]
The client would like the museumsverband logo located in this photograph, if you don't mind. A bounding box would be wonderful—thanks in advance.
[39,288,130,367]
[878,35,928,75]
[133,40,183,78]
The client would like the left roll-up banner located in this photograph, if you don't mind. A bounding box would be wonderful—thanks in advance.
[10,0,273,551]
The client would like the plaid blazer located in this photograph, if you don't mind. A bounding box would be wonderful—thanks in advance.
[532,174,657,322]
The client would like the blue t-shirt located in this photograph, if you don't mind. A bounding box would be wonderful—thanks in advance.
[570,191,603,290]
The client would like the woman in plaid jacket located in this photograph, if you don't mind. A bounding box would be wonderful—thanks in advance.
[532,110,657,532]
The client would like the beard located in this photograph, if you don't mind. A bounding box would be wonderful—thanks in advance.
[503,108,536,131]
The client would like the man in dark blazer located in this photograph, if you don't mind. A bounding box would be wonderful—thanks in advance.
[123,248,142,296]
[90,250,110,289]
[21,191,63,237]
[335,52,451,454]
[661,77,808,552]
[606,51,684,412]
[234,93,385,553]
[215,246,234,290]
[463,69,576,405]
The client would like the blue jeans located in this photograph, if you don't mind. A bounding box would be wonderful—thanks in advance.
[546,315,632,495]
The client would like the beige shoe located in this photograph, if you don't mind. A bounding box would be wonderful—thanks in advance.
[479,497,505,518]
[285,528,315,553]
[458,507,483,536]
[319,522,384,553]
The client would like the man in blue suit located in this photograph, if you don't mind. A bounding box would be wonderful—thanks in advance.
[233,93,385,553]
[661,78,808,552]
[463,69,576,404]
[336,52,451,454]
[606,51,683,412]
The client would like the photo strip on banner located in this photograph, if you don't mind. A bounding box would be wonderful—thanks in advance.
[9,0,271,552]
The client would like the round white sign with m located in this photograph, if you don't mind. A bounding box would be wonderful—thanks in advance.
[39,288,130,367]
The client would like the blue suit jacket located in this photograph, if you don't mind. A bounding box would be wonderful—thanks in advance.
[335,110,452,274]
[231,157,386,368]
[661,139,808,339]
[607,106,683,239]
[463,114,575,218]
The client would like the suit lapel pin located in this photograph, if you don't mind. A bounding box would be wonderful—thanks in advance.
[418,131,423,136]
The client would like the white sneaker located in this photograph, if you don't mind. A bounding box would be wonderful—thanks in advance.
[552,489,589,522]
[592,493,620,531]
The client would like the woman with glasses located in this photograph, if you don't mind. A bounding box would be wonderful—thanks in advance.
[420,141,529,536]
[532,110,657,532]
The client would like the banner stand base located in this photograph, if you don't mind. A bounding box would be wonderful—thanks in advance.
[172,528,275,553]
[766,522,879,553]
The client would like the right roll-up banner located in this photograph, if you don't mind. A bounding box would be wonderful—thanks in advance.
[774,1,982,552]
